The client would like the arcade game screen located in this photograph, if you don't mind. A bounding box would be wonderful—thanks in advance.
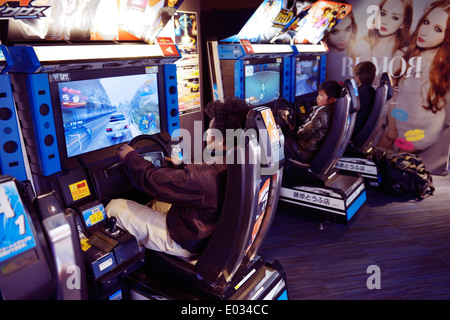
[244,61,281,106]
[57,71,161,158]
[295,57,320,97]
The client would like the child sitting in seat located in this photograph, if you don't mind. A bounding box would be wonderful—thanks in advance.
[284,80,343,165]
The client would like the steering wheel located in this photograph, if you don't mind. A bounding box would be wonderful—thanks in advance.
[102,134,171,178]
[127,134,171,156]
[274,97,296,132]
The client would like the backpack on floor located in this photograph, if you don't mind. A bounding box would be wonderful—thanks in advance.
[373,147,435,200]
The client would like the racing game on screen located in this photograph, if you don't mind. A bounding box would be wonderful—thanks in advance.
[244,62,281,106]
[295,58,319,97]
[58,72,161,158]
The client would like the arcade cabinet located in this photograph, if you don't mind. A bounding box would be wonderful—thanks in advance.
[336,73,394,186]
[279,79,367,225]
[211,41,294,109]
[210,40,328,113]
[7,43,180,300]
[0,174,87,300]
[0,45,28,182]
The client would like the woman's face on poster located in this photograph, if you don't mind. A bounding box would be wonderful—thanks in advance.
[378,0,406,37]
[327,16,353,51]
[416,7,447,49]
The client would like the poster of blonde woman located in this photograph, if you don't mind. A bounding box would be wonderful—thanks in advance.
[325,0,450,174]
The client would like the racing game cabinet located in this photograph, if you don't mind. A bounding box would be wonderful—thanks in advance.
[0,175,88,300]
[279,80,367,225]
[337,73,394,186]
[5,43,181,300]
[127,107,288,300]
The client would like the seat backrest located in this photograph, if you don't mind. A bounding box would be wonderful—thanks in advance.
[242,107,284,263]
[340,79,361,152]
[195,135,261,285]
[195,107,284,286]
[309,80,356,178]
[353,73,393,153]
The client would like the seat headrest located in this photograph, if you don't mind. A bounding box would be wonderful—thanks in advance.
[245,107,285,176]
[343,78,360,114]
[379,73,394,100]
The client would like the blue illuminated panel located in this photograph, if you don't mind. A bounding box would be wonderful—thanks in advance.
[0,180,37,264]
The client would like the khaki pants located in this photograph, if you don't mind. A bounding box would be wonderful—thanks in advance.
[105,198,194,258]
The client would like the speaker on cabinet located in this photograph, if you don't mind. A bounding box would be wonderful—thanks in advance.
[163,64,180,137]
[25,73,61,176]
[0,74,27,181]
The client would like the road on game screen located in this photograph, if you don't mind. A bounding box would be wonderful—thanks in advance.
[64,112,140,157]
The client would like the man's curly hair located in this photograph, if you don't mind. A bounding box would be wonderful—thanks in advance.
[204,97,252,138]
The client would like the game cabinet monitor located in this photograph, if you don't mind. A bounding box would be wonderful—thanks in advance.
[292,55,326,117]
[243,58,282,109]
[48,65,172,170]
[294,55,321,98]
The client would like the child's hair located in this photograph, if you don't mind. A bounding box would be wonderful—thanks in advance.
[204,97,252,138]
[355,61,376,86]
[319,80,343,100]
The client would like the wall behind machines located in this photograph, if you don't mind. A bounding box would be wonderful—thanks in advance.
[323,0,450,175]
[172,0,204,162]
[199,2,256,106]
[180,0,260,161]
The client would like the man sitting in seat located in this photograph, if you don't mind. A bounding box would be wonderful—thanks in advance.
[352,61,376,139]
[106,98,252,258]
[284,80,343,165]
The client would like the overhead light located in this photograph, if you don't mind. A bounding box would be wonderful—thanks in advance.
[33,44,164,62]
[250,44,293,54]
[294,42,328,53]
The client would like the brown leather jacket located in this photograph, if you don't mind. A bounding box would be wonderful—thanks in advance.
[284,104,334,163]
[123,150,227,254]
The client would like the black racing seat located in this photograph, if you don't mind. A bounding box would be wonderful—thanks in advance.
[130,107,285,298]
[285,79,360,184]
[340,79,361,159]
[348,73,393,156]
